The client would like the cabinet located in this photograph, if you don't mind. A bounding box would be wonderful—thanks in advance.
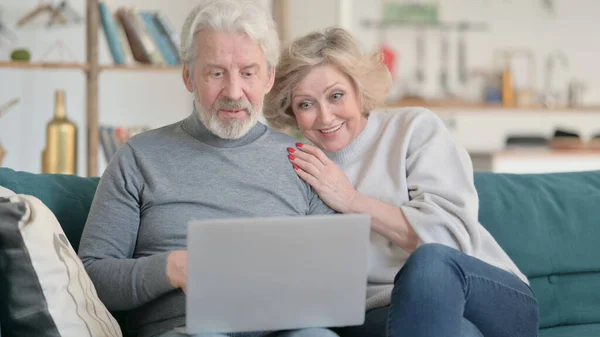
[470,150,600,173]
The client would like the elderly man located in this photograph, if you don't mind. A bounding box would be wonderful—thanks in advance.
[78,1,339,337]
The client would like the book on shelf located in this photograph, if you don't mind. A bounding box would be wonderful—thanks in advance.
[154,12,181,63]
[139,12,179,66]
[99,125,150,163]
[98,1,181,66]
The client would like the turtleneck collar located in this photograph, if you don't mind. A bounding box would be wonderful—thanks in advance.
[324,115,379,165]
[181,107,267,148]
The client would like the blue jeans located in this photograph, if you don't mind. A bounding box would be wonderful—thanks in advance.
[156,328,339,337]
[334,243,539,337]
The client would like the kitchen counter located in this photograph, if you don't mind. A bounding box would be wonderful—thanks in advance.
[470,149,600,173]
[384,100,600,113]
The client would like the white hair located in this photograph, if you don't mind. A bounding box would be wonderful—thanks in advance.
[179,0,280,74]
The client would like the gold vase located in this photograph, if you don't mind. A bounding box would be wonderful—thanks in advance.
[42,90,78,175]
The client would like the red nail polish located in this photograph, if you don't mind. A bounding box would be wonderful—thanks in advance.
[296,142,304,148]
[288,154,295,160]
[287,147,295,153]
[293,164,300,170]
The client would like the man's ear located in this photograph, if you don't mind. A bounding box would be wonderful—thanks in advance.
[265,67,276,94]
[183,63,194,93]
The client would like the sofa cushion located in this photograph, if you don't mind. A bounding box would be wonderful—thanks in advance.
[539,324,600,337]
[475,170,600,329]
[0,168,99,252]
[0,192,121,336]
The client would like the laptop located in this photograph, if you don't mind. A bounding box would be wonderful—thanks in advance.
[185,213,371,335]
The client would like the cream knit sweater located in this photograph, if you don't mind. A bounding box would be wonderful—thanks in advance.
[325,107,528,310]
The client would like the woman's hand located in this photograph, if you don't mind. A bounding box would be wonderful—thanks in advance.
[287,142,359,213]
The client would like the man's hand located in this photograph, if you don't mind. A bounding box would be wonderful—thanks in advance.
[167,250,188,293]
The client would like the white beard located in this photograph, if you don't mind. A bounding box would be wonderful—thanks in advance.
[194,94,261,140]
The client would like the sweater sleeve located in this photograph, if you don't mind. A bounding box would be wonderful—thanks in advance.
[78,143,174,311]
[308,185,336,215]
[398,110,481,255]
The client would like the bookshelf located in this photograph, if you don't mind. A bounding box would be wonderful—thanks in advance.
[87,0,100,178]
[0,0,181,177]
[85,0,183,176]
[0,61,89,70]
[100,64,182,71]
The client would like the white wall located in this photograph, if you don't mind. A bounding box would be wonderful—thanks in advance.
[288,0,339,39]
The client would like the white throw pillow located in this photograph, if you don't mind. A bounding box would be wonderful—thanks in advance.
[0,186,15,198]
[0,193,122,337]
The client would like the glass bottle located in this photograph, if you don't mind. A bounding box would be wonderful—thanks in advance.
[42,90,77,175]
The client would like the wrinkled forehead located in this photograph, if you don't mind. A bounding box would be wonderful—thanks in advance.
[293,64,355,95]
[194,30,268,67]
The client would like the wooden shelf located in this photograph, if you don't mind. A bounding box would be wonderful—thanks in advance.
[361,20,488,31]
[0,62,181,72]
[471,148,600,158]
[384,99,600,113]
[99,64,182,72]
[0,61,89,70]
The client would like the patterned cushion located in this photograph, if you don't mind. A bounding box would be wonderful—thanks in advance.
[0,188,122,337]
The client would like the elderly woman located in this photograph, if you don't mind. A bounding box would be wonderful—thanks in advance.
[264,27,539,337]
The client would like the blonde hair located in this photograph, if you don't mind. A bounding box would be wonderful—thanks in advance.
[264,27,392,131]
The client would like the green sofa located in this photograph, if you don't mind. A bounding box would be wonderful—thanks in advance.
[1,166,600,337]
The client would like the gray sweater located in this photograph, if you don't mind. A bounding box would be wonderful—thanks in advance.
[78,112,333,337]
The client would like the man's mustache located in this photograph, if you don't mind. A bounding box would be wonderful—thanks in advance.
[214,99,252,111]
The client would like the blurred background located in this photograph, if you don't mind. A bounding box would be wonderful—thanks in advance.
[0,0,599,176]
